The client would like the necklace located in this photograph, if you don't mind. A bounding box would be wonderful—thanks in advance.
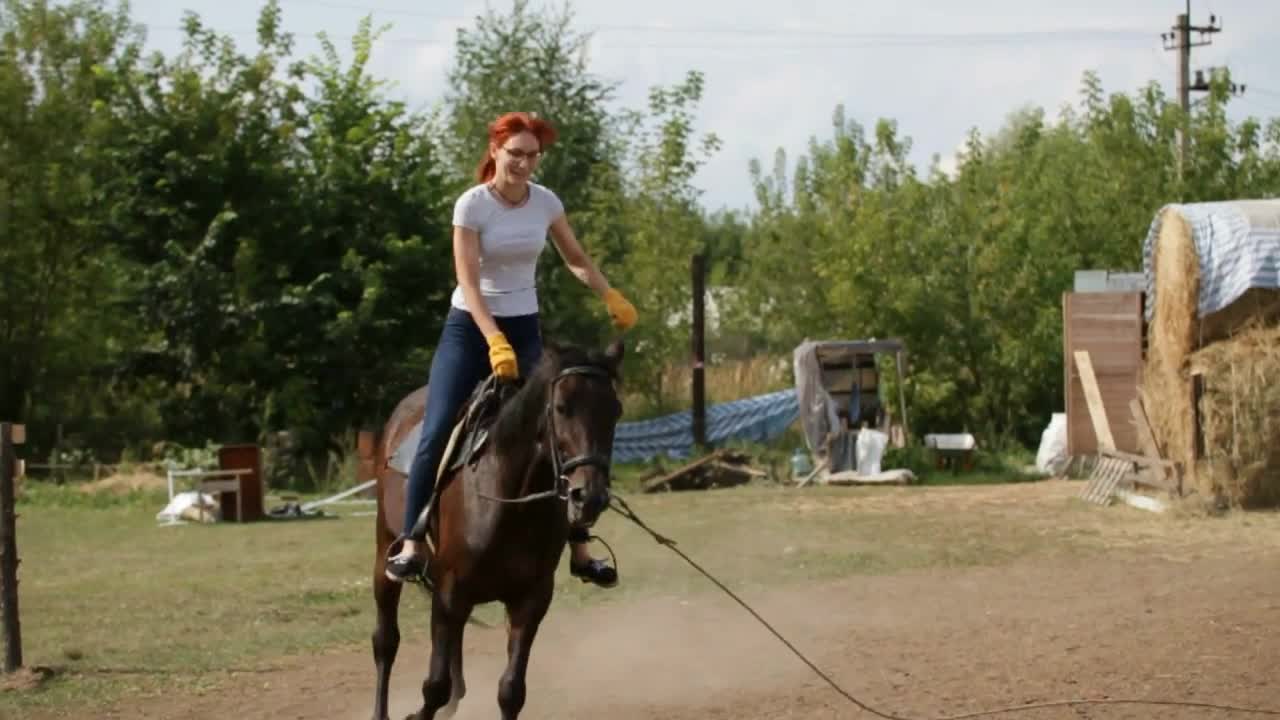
[488,180,529,208]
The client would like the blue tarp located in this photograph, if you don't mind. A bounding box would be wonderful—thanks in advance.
[1143,200,1280,322]
[611,388,799,463]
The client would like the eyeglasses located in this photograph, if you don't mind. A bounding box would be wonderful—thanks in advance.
[502,146,542,162]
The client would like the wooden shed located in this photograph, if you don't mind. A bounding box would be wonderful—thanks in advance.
[1062,289,1145,456]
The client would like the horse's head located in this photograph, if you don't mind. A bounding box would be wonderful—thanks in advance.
[541,338,625,530]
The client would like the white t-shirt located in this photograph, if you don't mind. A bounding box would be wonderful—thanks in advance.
[449,182,565,317]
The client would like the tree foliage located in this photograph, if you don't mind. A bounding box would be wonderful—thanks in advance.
[4,0,1279,471]
[729,70,1280,445]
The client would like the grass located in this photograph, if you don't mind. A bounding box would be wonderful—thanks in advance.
[621,354,792,421]
[12,438,1277,718]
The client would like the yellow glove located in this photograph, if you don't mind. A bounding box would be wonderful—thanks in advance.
[603,288,638,331]
[486,332,519,380]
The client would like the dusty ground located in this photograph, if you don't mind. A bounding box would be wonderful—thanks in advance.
[71,481,1280,720]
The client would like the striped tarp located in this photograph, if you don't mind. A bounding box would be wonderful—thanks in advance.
[1142,200,1280,322]
[387,387,801,472]
[611,389,799,463]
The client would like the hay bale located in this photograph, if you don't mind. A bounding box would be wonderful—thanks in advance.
[1140,200,1280,507]
[1141,206,1201,495]
[1187,322,1280,508]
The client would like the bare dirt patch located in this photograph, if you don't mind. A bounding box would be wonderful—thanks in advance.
[1,667,56,694]
[57,481,1280,720]
[75,469,169,495]
[78,549,1280,720]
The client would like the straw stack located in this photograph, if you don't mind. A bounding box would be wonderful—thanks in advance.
[1140,203,1280,507]
[1187,322,1280,508]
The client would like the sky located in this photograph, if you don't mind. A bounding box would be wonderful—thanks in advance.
[123,0,1280,213]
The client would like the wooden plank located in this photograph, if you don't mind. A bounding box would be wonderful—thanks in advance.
[1063,293,1073,459]
[643,449,724,492]
[795,458,828,488]
[1101,448,1176,469]
[1133,467,1176,492]
[1074,351,1117,453]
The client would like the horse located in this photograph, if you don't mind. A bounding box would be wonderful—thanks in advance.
[369,338,625,720]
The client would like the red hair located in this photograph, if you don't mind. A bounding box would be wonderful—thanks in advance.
[476,112,558,183]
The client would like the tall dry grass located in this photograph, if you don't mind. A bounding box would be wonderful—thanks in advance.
[621,354,793,420]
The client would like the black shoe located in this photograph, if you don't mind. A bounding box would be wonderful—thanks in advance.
[570,558,618,588]
[385,552,429,585]
[384,537,431,586]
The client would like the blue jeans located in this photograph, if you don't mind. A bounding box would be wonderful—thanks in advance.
[402,307,543,538]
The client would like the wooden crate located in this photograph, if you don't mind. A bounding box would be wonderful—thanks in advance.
[216,444,265,522]
[1062,291,1144,456]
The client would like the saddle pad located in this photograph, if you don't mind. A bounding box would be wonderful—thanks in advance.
[386,418,491,478]
[386,378,505,477]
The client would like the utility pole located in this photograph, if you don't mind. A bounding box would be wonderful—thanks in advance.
[1161,1,1225,173]
[690,254,706,449]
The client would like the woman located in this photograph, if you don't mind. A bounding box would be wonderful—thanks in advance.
[386,111,637,586]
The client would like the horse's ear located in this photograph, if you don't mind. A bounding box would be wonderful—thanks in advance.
[604,338,625,369]
[541,338,562,364]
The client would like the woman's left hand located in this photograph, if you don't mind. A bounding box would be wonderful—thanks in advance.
[603,288,638,331]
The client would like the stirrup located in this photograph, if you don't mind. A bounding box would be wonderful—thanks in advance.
[385,537,434,589]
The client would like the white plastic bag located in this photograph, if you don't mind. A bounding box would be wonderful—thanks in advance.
[156,490,220,524]
[1035,413,1068,475]
[856,429,889,476]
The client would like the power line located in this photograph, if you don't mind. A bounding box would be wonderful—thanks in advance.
[143,0,1153,45]
[140,23,1156,54]
[270,0,1157,41]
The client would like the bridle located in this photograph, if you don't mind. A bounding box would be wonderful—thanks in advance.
[477,363,616,506]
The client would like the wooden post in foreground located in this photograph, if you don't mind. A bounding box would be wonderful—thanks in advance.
[691,254,707,449]
[0,422,23,672]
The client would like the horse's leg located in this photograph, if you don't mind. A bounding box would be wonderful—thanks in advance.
[409,591,469,720]
[496,579,554,720]
[372,522,403,720]
[371,569,403,720]
[438,606,469,720]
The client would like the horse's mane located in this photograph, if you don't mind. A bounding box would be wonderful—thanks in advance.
[489,341,618,451]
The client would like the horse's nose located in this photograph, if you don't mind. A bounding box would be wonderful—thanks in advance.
[568,483,609,520]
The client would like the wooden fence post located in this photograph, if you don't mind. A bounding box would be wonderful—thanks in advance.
[0,422,23,672]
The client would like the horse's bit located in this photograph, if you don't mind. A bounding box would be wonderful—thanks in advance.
[477,364,615,506]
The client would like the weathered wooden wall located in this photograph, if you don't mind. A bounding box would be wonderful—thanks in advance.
[1062,292,1145,455]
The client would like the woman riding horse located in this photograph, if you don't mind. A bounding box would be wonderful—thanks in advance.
[385,111,637,587]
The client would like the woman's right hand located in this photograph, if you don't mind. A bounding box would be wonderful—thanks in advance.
[486,332,519,380]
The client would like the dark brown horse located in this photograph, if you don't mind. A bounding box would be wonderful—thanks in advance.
[370,339,625,720]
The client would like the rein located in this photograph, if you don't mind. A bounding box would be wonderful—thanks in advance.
[477,364,614,505]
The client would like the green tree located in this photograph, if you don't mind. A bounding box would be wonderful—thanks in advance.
[102,3,454,465]
[729,71,1280,446]
[0,0,147,453]
[606,70,721,406]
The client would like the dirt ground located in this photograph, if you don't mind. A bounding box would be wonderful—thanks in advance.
[40,481,1280,720]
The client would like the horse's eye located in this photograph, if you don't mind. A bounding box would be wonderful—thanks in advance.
[555,403,570,416]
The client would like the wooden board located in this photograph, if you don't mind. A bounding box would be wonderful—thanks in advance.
[1063,292,1144,456]
[1073,351,1116,453]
